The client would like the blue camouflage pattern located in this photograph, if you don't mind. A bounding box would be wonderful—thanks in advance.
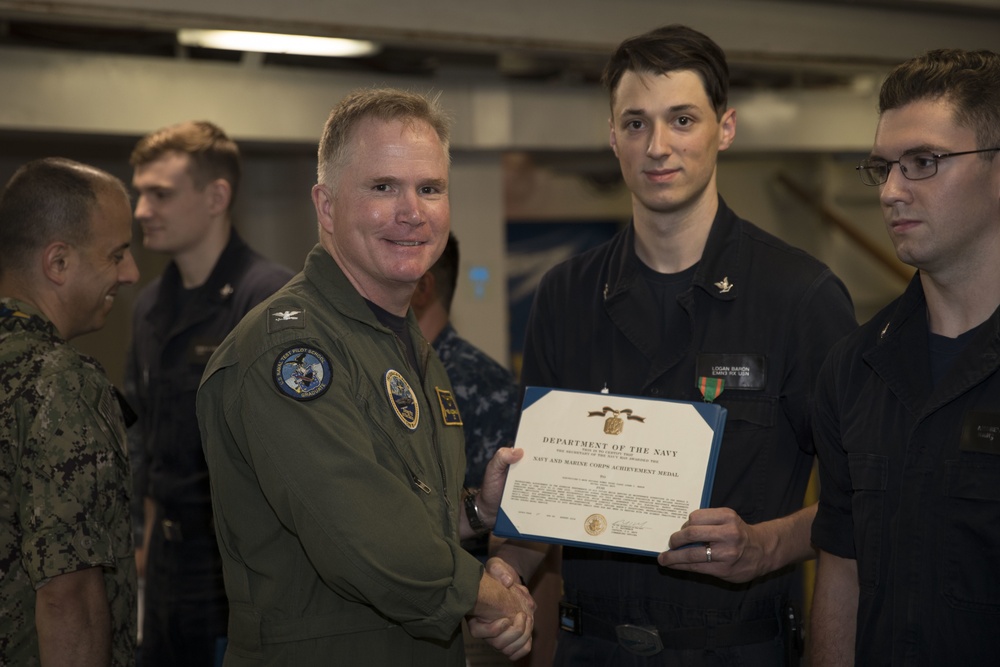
[432,324,519,488]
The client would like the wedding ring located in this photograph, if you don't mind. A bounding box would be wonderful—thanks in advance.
[705,545,712,563]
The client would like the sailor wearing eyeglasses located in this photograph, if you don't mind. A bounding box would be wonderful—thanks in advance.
[811,49,1000,667]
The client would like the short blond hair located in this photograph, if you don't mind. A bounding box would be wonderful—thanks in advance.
[317,88,451,186]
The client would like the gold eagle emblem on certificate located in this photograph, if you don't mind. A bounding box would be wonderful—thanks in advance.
[587,406,646,435]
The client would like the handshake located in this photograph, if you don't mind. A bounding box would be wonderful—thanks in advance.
[464,448,535,661]
[467,557,536,661]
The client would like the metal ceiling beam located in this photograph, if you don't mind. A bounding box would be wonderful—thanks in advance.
[0,0,998,67]
[0,44,882,152]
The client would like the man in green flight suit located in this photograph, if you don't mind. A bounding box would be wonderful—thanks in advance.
[197,88,534,666]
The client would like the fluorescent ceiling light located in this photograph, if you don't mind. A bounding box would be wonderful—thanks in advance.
[177,29,380,58]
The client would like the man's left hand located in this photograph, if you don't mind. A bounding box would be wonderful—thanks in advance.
[477,447,524,529]
[657,507,767,583]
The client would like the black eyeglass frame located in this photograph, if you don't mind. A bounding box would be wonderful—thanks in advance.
[855,147,1000,186]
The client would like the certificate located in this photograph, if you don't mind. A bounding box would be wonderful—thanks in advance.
[494,387,726,556]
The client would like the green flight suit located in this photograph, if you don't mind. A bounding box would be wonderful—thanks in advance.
[197,246,483,666]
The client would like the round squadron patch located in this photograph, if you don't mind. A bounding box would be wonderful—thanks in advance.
[273,346,332,400]
[384,369,419,430]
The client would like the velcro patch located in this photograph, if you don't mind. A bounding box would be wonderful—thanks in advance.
[385,369,419,430]
[273,346,331,400]
[436,387,463,426]
[268,307,306,333]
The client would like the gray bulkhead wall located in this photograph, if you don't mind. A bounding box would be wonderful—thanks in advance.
[5,0,998,377]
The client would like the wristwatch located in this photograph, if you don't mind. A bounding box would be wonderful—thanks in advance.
[463,488,489,536]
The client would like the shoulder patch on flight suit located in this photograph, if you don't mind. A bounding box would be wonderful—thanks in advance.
[385,369,419,430]
[268,307,306,333]
[435,387,463,426]
[273,346,331,400]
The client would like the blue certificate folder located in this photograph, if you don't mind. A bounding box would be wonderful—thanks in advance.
[494,386,727,557]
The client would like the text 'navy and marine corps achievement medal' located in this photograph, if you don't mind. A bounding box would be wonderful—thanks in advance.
[273,346,332,400]
[385,369,419,430]
[587,406,646,435]
[435,387,463,426]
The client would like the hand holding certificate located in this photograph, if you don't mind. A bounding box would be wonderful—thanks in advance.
[494,387,726,556]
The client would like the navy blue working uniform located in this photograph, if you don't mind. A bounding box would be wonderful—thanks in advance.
[812,275,1000,665]
[125,231,291,666]
[522,197,856,666]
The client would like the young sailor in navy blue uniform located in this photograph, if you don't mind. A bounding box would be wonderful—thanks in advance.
[493,25,856,666]
[811,48,1000,667]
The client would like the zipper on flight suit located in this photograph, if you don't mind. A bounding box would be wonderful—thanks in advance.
[381,329,436,495]
[415,339,454,513]
[370,412,434,495]
[385,324,454,511]
[412,475,432,494]
[362,375,434,496]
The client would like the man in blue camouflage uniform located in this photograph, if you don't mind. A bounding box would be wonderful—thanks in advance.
[0,158,140,666]
[411,233,519,491]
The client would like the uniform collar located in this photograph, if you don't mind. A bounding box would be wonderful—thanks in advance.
[866,272,1000,417]
[604,195,746,302]
[157,230,250,306]
[870,273,927,346]
[146,231,251,336]
[302,244,424,336]
[691,196,746,302]
[875,272,1000,345]
[302,246,430,372]
[0,296,60,338]
[304,244,378,327]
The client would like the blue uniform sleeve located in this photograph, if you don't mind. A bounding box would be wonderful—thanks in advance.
[811,338,858,559]
[780,268,857,454]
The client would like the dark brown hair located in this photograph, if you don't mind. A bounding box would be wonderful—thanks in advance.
[0,158,125,276]
[879,49,1000,154]
[602,24,729,118]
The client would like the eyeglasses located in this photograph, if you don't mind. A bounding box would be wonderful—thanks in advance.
[856,147,1000,186]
